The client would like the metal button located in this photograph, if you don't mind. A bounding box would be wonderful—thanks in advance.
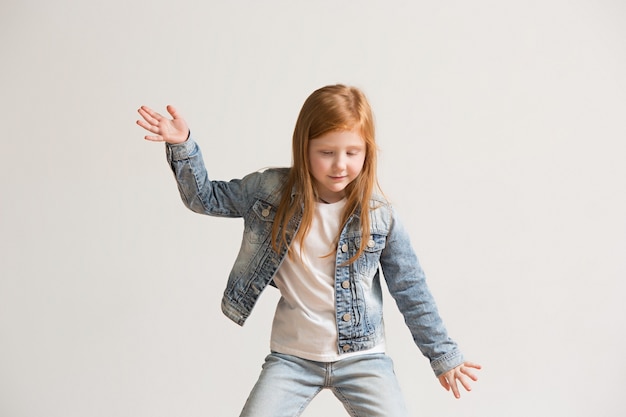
[342,313,351,322]
[341,281,350,289]
[368,239,376,248]
[342,344,351,352]
[261,208,270,217]
[341,243,348,253]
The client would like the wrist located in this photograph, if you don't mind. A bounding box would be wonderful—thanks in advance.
[168,129,190,145]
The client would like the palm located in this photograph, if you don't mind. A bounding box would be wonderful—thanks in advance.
[158,117,187,141]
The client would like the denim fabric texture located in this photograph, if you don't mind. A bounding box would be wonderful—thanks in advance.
[166,137,464,376]
[239,352,410,417]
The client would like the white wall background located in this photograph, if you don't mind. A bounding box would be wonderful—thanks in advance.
[1,1,625,416]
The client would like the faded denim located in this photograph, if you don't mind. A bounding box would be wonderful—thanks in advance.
[239,352,410,417]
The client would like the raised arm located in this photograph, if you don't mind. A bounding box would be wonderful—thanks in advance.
[137,105,189,144]
[136,105,259,218]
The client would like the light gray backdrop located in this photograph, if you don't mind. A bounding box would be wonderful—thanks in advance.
[1,1,625,416]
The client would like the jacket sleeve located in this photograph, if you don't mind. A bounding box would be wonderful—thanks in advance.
[165,137,258,218]
[380,207,464,376]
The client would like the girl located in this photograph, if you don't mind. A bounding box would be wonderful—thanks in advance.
[137,84,480,416]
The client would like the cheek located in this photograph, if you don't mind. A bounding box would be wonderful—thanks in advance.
[309,157,326,176]
[351,156,366,174]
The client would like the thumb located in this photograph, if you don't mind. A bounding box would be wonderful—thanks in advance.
[438,375,450,391]
[166,105,183,119]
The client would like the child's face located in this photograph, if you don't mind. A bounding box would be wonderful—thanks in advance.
[308,130,366,203]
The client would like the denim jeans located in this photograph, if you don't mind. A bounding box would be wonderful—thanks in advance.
[239,352,409,417]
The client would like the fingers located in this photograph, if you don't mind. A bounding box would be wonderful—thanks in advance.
[166,104,182,119]
[440,362,482,399]
[137,107,158,130]
[453,364,478,396]
[135,118,154,132]
[448,375,461,399]
[137,106,166,142]
[457,372,473,393]
[460,361,481,383]
[460,366,479,382]
[439,372,459,398]
[464,361,482,371]
[135,119,163,141]
[137,106,162,124]
[143,134,164,142]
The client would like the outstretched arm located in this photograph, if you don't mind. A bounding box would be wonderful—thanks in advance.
[137,105,255,218]
[438,361,481,399]
[136,105,189,144]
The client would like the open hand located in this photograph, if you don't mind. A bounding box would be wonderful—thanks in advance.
[136,105,189,144]
[438,361,481,399]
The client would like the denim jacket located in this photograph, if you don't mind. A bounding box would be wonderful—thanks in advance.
[166,137,464,376]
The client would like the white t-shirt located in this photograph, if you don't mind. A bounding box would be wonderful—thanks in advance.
[270,199,385,361]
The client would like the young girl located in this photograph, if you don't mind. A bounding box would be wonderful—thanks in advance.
[137,84,480,416]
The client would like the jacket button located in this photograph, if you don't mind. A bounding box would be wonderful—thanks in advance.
[261,208,270,217]
[341,281,350,289]
[342,344,351,352]
[342,313,351,322]
[368,239,376,248]
[341,244,348,253]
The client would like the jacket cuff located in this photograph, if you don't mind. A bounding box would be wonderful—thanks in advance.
[430,349,465,377]
[166,134,196,161]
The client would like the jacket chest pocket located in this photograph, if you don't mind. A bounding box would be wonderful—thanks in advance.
[245,199,276,244]
[356,234,387,277]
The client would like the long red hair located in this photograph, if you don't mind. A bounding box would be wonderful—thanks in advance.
[272,84,380,263]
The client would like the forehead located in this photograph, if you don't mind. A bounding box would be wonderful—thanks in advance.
[310,130,365,147]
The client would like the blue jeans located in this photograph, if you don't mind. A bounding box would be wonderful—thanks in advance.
[239,352,410,417]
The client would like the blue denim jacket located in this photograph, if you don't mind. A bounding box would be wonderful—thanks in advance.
[166,137,464,376]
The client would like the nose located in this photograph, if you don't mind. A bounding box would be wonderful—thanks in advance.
[333,154,347,170]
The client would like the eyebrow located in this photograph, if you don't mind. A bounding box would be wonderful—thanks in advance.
[310,141,365,148]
